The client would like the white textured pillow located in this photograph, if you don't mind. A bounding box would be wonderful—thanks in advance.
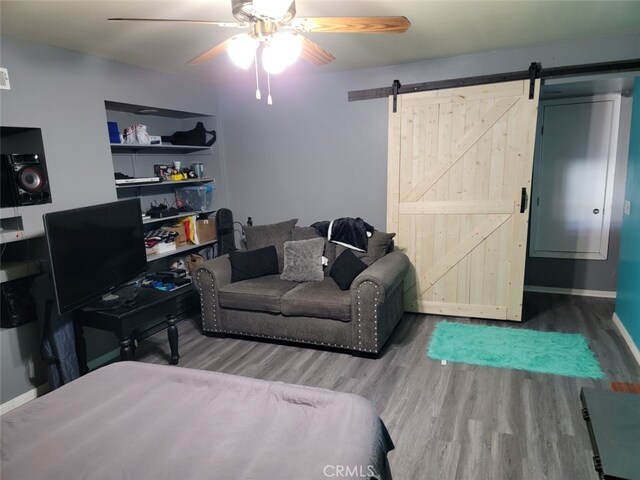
[280,238,325,282]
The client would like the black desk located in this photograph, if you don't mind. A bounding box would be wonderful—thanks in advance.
[75,287,184,374]
[580,387,640,480]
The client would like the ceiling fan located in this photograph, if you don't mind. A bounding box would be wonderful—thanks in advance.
[109,0,410,103]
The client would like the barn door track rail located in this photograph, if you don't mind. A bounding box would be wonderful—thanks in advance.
[348,58,640,112]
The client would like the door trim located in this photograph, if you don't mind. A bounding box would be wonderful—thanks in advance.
[530,94,621,260]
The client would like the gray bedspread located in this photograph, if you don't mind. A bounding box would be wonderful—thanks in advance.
[1,362,394,480]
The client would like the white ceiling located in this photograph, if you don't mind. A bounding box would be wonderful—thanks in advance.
[1,1,640,86]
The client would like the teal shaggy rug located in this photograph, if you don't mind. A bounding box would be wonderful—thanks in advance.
[427,321,605,379]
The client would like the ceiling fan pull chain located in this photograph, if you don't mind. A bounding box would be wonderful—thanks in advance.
[254,51,262,100]
[267,72,273,106]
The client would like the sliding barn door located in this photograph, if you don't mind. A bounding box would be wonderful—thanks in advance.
[387,80,539,321]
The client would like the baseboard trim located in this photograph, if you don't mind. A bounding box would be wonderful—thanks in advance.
[0,350,120,417]
[524,285,616,298]
[612,312,640,367]
[0,383,50,416]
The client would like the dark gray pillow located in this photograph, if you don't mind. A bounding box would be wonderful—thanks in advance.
[336,230,396,266]
[244,218,298,273]
[280,238,325,282]
[291,226,318,241]
[229,246,279,283]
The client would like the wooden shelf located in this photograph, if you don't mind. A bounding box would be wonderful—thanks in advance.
[146,239,216,262]
[105,101,211,119]
[116,178,214,190]
[0,214,25,245]
[110,143,211,154]
[0,229,24,244]
[106,101,218,266]
[0,260,41,283]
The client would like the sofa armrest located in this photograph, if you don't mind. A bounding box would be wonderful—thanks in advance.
[349,250,409,354]
[192,255,232,333]
[193,254,232,289]
[351,250,409,303]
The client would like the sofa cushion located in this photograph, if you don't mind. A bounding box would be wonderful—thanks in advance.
[292,226,337,274]
[219,274,299,313]
[330,249,368,290]
[229,245,279,283]
[281,238,325,282]
[336,230,396,266]
[281,277,352,322]
[244,218,298,273]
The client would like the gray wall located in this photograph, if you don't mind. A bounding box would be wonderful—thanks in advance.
[216,33,640,281]
[0,35,225,404]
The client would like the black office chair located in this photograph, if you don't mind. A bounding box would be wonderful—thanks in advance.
[215,208,237,256]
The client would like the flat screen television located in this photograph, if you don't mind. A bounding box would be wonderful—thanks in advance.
[43,198,147,315]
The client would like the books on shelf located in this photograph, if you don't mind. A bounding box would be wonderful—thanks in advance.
[146,242,176,256]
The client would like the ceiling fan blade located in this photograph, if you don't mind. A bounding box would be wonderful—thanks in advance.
[300,37,335,65]
[292,16,410,33]
[188,37,234,65]
[108,18,244,28]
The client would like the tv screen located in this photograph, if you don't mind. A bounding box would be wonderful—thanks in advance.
[44,198,147,315]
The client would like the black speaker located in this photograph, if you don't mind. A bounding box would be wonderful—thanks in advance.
[0,154,15,207]
[215,208,236,256]
[1,153,52,207]
[1,276,38,328]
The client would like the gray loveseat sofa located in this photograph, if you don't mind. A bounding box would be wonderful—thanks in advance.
[192,219,409,355]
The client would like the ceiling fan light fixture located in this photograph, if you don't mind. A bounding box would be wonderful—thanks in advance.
[233,0,296,22]
[262,32,302,74]
[227,33,259,69]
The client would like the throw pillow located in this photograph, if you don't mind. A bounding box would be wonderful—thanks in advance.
[292,226,337,273]
[291,226,319,241]
[280,238,325,282]
[229,246,279,283]
[330,249,367,290]
[336,230,396,266]
[244,218,298,273]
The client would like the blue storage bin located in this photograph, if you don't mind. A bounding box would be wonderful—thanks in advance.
[175,185,214,212]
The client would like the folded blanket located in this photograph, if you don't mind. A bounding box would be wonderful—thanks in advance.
[327,217,374,252]
[310,220,330,238]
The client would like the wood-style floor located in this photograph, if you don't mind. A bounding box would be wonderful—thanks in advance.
[137,293,640,480]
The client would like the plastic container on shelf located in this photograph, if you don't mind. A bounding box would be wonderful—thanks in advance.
[175,184,214,212]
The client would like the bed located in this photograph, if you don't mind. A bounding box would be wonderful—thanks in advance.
[0,362,394,479]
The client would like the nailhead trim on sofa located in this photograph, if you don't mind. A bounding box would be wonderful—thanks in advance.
[195,269,218,333]
[218,329,354,351]
[195,269,386,354]
[356,281,379,352]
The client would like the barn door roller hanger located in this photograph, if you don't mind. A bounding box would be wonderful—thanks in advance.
[351,58,640,113]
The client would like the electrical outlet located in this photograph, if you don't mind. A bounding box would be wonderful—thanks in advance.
[623,200,631,216]
[0,67,10,90]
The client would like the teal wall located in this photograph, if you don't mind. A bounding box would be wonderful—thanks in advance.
[616,76,640,347]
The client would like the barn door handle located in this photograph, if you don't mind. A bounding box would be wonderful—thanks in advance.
[593,208,600,214]
[520,188,528,213]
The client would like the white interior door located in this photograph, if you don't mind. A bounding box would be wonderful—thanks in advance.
[530,95,620,260]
